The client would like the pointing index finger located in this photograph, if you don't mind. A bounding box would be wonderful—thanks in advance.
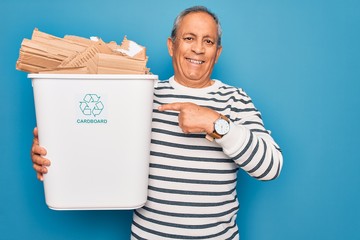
[158,102,184,112]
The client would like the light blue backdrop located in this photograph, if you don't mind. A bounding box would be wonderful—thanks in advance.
[1,0,359,239]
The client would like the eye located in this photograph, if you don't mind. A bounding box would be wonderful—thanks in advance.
[204,39,214,45]
[183,37,194,41]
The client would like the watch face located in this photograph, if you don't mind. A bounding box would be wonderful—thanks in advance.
[214,118,230,135]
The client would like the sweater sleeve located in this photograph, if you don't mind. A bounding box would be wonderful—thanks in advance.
[215,89,283,181]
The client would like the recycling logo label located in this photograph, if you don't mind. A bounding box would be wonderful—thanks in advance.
[77,94,107,124]
[79,94,104,117]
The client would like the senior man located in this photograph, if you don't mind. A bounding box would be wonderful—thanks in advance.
[31,6,283,239]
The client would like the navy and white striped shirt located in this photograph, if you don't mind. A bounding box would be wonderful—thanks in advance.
[131,77,283,239]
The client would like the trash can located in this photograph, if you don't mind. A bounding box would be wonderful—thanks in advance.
[29,74,157,210]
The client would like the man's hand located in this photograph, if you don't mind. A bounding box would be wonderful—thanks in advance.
[31,127,51,181]
[158,102,219,134]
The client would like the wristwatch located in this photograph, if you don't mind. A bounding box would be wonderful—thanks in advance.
[205,114,230,141]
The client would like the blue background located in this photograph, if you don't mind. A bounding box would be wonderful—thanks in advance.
[1,0,359,239]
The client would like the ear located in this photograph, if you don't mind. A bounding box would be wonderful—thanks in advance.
[167,37,174,57]
[215,46,223,63]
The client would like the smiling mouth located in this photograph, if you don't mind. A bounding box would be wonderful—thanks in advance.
[186,58,205,65]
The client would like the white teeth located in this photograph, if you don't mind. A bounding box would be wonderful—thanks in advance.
[187,58,204,64]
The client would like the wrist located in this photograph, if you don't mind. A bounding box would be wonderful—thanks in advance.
[206,113,221,134]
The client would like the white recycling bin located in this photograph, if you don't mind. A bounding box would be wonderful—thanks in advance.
[29,74,157,210]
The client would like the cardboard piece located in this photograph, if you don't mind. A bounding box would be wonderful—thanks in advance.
[16,28,150,74]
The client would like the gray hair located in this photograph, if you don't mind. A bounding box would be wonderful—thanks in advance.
[170,6,222,47]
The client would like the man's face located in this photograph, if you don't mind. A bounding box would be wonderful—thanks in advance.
[167,12,222,87]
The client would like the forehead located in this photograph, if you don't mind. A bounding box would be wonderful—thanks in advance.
[177,12,218,38]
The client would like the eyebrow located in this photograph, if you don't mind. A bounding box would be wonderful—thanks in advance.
[182,32,216,40]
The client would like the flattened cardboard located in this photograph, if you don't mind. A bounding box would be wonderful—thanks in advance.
[16,28,150,74]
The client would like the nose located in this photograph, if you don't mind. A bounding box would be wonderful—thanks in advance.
[191,40,205,54]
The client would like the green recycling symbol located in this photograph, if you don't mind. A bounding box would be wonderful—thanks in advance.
[79,94,104,117]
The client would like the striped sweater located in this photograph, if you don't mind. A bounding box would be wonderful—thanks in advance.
[131,77,283,239]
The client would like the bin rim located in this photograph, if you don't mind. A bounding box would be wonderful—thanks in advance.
[28,73,158,80]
